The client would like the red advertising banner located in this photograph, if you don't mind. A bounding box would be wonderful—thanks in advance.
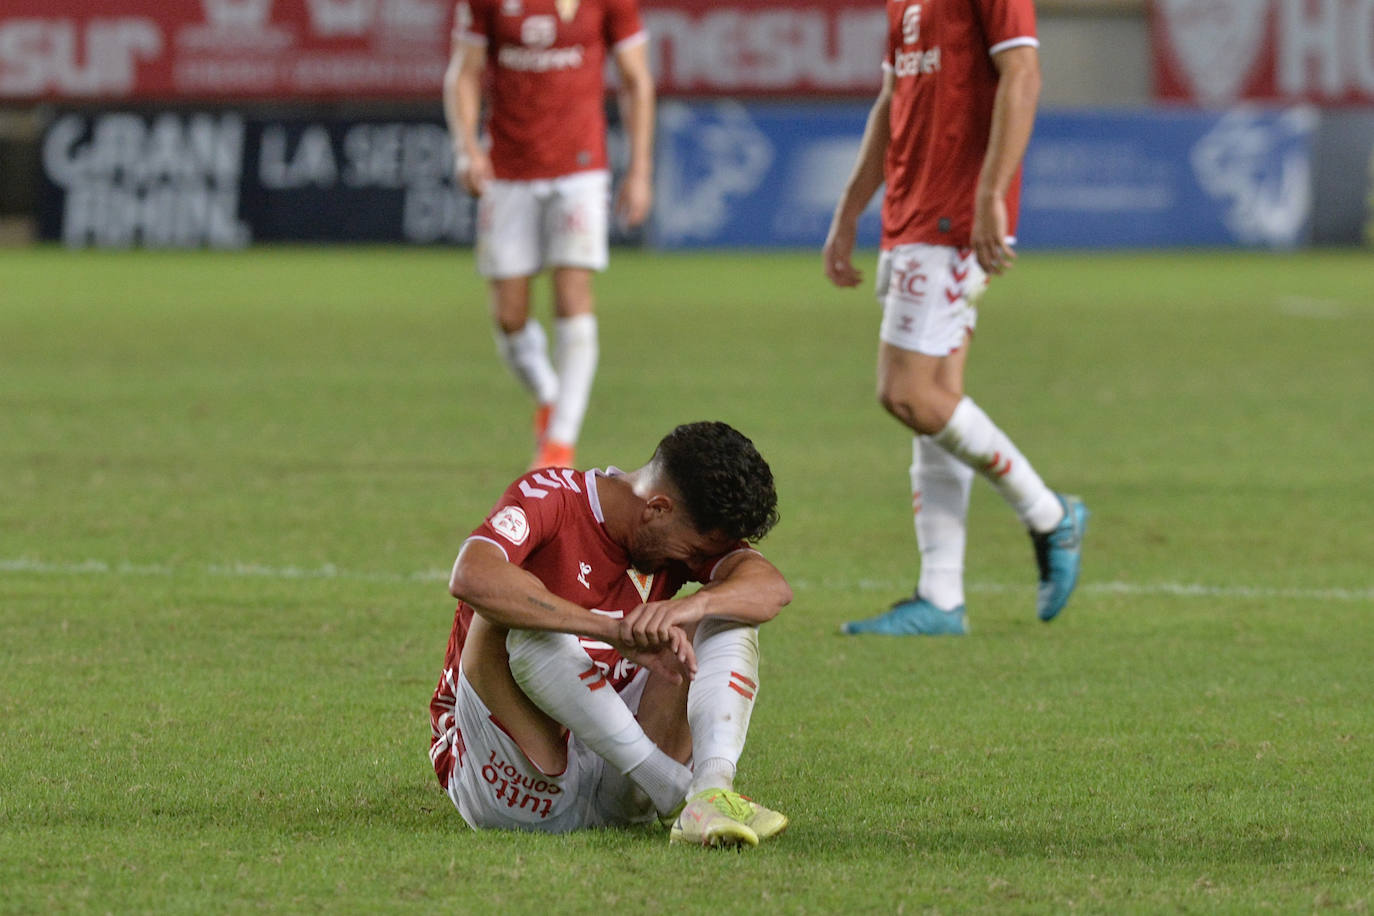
[1152,0,1374,106]
[0,0,454,100]
[0,0,885,101]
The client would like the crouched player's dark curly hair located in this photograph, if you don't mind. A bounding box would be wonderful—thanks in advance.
[654,421,780,543]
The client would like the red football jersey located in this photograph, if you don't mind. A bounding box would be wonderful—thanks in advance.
[455,0,647,180]
[881,0,1038,249]
[438,467,753,695]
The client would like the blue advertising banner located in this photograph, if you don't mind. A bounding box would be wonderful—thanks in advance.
[651,100,881,250]
[1020,107,1317,250]
[652,101,1318,251]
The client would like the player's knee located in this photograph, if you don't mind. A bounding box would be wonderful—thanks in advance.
[877,383,943,436]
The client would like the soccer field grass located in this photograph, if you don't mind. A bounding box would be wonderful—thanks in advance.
[2,246,1371,913]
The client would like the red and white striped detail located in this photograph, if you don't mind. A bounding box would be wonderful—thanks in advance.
[578,663,610,692]
[728,671,757,700]
[984,450,1013,479]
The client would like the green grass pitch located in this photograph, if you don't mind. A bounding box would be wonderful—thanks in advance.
[1,246,1371,913]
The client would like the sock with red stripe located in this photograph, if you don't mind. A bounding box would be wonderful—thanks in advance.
[505,628,690,814]
[933,396,1064,534]
[686,619,760,795]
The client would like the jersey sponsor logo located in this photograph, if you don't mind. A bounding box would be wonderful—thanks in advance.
[577,560,592,588]
[893,45,939,78]
[490,505,530,544]
[901,4,921,45]
[497,42,584,72]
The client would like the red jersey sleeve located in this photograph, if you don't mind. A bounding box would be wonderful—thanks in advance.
[453,0,491,45]
[603,0,646,50]
[468,473,565,568]
[973,0,1037,54]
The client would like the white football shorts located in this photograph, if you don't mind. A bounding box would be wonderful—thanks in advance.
[443,666,655,833]
[475,170,610,278]
[876,243,988,356]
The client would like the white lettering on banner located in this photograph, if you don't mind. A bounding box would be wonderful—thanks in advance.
[305,0,446,38]
[0,18,161,97]
[645,8,886,92]
[202,0,274,30]
[259,124,338,189]
[342,123,451,188]
[1277,0,1374,97]
[1157,0,1267,106]
[42,113,249,247]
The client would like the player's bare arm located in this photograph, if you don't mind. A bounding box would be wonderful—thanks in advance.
[612,39,655,228]
[971,45,1041,276]
[450,538,696,678]
[443,38,492,197]
[824,70,894,288]
[619,551,791,651]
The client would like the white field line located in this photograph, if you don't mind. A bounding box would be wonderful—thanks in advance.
[3,555,1372,603]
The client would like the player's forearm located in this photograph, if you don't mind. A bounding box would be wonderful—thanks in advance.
[691,553,792,625]
[976,48,1041,203]
[834,89,891,225]
[444,53,485,161]
[616,46,655,180]
[449,543,618,642]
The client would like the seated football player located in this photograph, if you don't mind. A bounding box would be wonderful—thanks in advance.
[428,422,792,846]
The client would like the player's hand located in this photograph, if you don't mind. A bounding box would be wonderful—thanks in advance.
[615,171,652,229]
[615,626,697,684]
[971,193,1015,275]
[619,598,697,652]
[459,149,493,197]
[823,220,862,288]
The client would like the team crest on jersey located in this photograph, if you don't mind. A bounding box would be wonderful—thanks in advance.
[490,505,530,545]
[521,14,556,47]
[555,0,579,22]
[626,569,654,603]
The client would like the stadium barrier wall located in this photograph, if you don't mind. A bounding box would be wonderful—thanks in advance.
[30,103,1373,250]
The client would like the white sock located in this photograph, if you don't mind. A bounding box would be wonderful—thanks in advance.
[505,629,690,813]
[933,397,1064,534]
[495,321,559,405]
[686,619,759,795]
[548,314,598,445]
[911,436,973,610]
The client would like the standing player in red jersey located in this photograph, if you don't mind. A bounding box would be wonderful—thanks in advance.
[444,0,655,471]
[428,422,791,846]
[822,0,1088,636]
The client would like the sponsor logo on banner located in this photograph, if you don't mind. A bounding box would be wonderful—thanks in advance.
[644,2,886,95]
[1157,0,1267,106]
[1154,0,1374,104]
[41,111,251,247]
[0,18,163,97]
[1190,106,1317,247]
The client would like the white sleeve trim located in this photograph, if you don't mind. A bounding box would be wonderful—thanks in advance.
[464,535,509,562]
[989,36,1038,56]
[613,29,648,53]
